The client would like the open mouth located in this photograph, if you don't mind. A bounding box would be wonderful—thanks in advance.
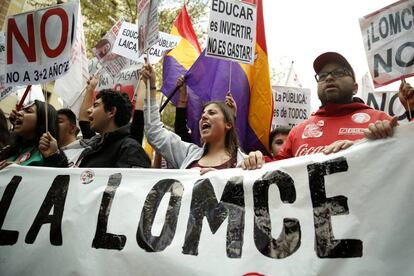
[201,122,211,130]
[14,118,23,128]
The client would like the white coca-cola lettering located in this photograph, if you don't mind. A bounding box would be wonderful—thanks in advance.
[295,144,326,157]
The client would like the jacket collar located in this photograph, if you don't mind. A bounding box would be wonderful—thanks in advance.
[315,102,373,117]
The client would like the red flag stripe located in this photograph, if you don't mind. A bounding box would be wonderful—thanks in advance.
[174,4,201,53]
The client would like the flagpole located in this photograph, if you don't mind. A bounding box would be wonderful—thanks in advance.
[146,53,151,121]
[159,85,180,113]
[133,75,142,103]
[68,67,103,109]
[285,61,294,86]
[228,61,232,92]
[42,83,48,133]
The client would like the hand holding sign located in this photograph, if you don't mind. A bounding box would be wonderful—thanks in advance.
[38,131,58,158]
[399,79,414,117]
[139,63,156,91]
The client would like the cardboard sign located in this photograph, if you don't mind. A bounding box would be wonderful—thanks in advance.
[92,19,128,78]
[359,0,414,88]
[206,0,256,64]
[0,32,17,101]
[5,2,78,85]
[357,73,408,122]
[113,21,180,63]
[272,85,311,129]
[137,0,160,57]
[1,124,414,275]
[89,58,141,106]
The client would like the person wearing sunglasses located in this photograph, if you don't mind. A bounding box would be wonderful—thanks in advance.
[242,52,398,169]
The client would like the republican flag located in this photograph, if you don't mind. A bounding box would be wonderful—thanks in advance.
[185,0,273,153]
[161,4,201,105]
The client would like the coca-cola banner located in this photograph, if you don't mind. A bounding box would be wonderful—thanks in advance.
[1,124,413,275]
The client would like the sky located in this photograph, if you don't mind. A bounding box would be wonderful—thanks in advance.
[261,0,403,110]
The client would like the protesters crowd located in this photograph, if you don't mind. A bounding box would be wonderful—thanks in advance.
[1,51,413,173]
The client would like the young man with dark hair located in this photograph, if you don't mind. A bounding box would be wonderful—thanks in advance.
[243,52,398,169]
[41,89,150,168]
[75,89,150,168]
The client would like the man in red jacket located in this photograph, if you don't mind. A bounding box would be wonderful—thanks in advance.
[243,52,399,169]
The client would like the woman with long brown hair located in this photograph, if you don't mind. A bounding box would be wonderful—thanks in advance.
[140,64,245,174]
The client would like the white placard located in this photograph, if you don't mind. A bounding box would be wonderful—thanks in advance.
[359,0,414,88]
[137,0,159,57]
[206,0,256,64]
[4,2,78,85]
[0,32,17,101]
[113,22,180,63]
[92,19,128,79]
[272,85,311,129]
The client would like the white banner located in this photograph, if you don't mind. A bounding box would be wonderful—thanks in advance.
[5,2,78,85]
[92,19,128,79]
[113,22,181,63]
[359,0,414,88]
[137,0,159,57]
[272,85,310,129]
[206,0,256,64]
[1,124,414,275]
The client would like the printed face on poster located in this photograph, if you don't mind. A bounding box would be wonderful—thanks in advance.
[92,19,128,78]
[137,0,159,57]
[206,0,257,64]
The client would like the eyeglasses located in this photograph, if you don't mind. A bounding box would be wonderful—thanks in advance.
[315,68,352,82]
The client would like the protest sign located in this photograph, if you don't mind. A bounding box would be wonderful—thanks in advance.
[272,85,310,129]
[92,19,128,79]
[89,58,141,105]
[113,21,180,63]
[0,32,17,101]
[5,2,78,86]
[137,0,160,57]
[54,2,89,117]
[359,0,414,88]
[1,124,413,276]
[206,0,256,64]
[364,91,407,121]
[358,73,408,122]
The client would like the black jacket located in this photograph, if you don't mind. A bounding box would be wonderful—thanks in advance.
[80,110,144,143]
[77,125,150,168]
